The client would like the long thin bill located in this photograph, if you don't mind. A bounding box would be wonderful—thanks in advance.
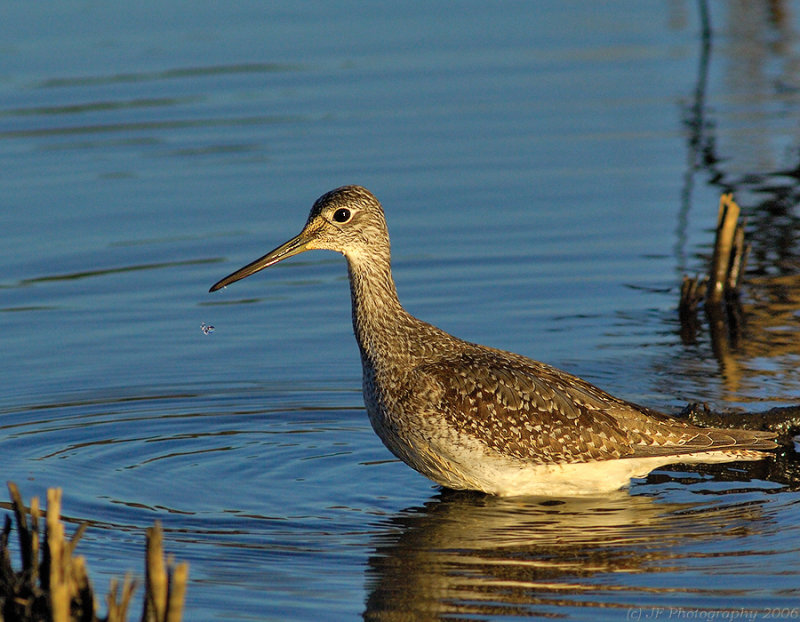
[209,231,312,292]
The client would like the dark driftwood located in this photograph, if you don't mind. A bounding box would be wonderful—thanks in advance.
[0,483,188,622]
[681,402,800,442]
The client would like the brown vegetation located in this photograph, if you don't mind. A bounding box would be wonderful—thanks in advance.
[1,482,187,622]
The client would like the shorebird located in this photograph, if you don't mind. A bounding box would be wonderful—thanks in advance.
[210,186,777,496]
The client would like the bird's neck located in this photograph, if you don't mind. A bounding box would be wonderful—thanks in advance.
[346,252,417,370]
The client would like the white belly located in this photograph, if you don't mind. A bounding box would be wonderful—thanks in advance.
[435,450,765,497]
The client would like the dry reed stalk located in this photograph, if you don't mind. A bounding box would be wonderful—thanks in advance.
[708,193,743,303]
[1,482,188,622]
[678,193,750,346]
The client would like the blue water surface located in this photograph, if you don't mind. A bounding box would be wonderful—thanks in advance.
[2,2,800,620]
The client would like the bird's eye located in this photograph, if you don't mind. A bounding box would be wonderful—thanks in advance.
[333,208,351,223]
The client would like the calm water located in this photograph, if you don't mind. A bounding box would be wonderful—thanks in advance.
[3,2,800,620]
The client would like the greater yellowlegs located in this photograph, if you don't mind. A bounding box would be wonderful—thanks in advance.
[210,186,777,496]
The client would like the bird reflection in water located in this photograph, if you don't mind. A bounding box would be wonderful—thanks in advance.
[362,468,791,620]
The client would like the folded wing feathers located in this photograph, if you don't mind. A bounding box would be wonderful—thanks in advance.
[420,350,778,464]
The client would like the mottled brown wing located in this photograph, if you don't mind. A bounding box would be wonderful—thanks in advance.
[415,349,776,464]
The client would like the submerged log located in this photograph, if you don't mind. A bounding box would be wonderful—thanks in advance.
[681,402,800,442]
[0,483,188,622]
